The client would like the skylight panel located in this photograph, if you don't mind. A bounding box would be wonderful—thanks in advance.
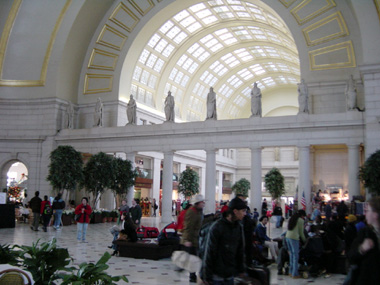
[181,75,189,87]
[215,28,229,36]
[193,46,206,58]
[202,15,218,24]
[218,67,228,76]
[153,58,164,73]
[139,49,150,64]
[180,16,196,28]
[208,0,224,6]
[226,89,233,98]
[200,71,209,81]
[256,35,267,40]
[174,10,190,22]
[231,5,246,11]
[148,75,157,88]
[236,12,251,18]
[162,44,175,57]
[188,62,199,74]
[133,66,142,81]
[190,3,207,12]
[141,70,149,84]
[155,38,168,53]
[211,61,221,70]
[205,38,219,48]
[210,43,223,52]
[219,12,234,19]
[204,73,214,84]
[210,77,218,86]
[197,85,205,97]
[173,31,188,44]
[196,9,212,18]
[201,34,213,43]
[233,80,242,88]
[182,58,194,70]
[219,32,233,41]
[193,82,200,93]
[217,97,225,109]
[213,6,230,13]
[188,43,200,54]
[228,75,237,84]
[177,55,188,67]
[160,21,174,34]
[228,60,239,67]
[166,26,181,39]
[227,0,242,4]
[249,7,262,14]
[131,84,137,95]
[169,68,178,80]
[224,55,237,65]
[198,51,210,62]
[187,22,202,33]
[148,34,161,48]
[255,14,267,22]
[146,54,158,68]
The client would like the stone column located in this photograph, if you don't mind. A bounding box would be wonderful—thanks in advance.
[152,157,161,208]
[201,166,206,196]
[298,145,311,214]
[161,151,174,224]
[348,144,360,199]
[218,170,223,202]
[205,149,216,215]
[250,146,262,213]
[126,152,136,208]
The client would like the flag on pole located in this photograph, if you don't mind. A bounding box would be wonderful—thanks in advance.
[301,191,306,210]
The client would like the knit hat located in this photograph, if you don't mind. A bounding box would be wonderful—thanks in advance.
[228,197,247,210]
[347,214,357,223]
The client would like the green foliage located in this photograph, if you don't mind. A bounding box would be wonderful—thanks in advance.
[58,252,128,285]
[178,168,199,198]
[110,157,137,199]
[359,150,380,196]
[264,167,285,200]
[47,145,84,192]
[82,152,114,208]
[0,244,19,265]
[15,238,72,285]
[232,178,251,197]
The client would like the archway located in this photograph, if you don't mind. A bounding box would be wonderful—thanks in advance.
[1,160,28,203]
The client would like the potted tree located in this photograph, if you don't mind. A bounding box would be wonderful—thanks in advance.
[47,146,84,201]
[178,167,200,200]
[232,178,251,197]
[81,152,114,209]
[359,149,380,197]
[109,157,137,208]
[264,167,285,201]
[110,209,119,222]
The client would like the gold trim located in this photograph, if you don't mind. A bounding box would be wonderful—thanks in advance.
[128,0,154,16]
[109,2,139,33]
[375,0,380,23]
[309,41,356,70]
[303,12,348,46]
[291,0,336,25]
[84,73,113,94]
[0,0,72,87]
[88,48,119,71]
[96,24,128,51]
[278,0,297,8]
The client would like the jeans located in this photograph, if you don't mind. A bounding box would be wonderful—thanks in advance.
[77,222,89,241]
[275,215,282,228]
[54,209,63,227]
[33,212,40,230]
[286,238,300,277]
[112,232,119,250]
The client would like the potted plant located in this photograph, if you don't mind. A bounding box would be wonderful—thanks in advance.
[178,167,200,199]
[57,252,128,284]
[359,149,380,196]
[264,167,286,201]
[61,209,74,226]
[91,209,102,223]
[15,238,72,285]
[110,209,119,222]
[101,210,110,223]
[0,244,19,265]
[232,178,251,197]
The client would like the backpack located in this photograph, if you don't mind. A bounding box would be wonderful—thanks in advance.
[44,203,52,215]
[136,225,159,239]
[157,222,180,246]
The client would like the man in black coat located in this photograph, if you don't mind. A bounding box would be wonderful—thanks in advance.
[29,191,42,231]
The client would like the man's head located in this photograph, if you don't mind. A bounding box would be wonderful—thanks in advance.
[228,197,247,221]
[35,191,39,197]
[132,199,138,206]
[122,199,127,205]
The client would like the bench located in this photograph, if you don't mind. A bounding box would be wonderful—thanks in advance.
[113,239,179,260]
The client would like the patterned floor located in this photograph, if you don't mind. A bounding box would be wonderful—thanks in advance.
[0,217,346,284]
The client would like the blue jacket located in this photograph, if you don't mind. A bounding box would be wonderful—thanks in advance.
[255,222,270,244]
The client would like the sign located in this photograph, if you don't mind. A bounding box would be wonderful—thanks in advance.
[0,193,6,204]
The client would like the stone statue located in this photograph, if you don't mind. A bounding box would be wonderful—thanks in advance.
[250,82,262,117]
[126,94,137,125]
[164,91,175,122]
[94,97,103,127]
[298,78,309,114]
[346,75,357,111]
[66,102,74,129]
[206,87,217,120]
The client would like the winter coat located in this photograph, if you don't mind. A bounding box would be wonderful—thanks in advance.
[75,204,92,223]
[29,196,42,213]
[181,206,203,248]
[202,217,245,281]
[52,197,65,210]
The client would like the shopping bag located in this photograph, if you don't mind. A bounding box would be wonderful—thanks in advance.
[171,250,202,273]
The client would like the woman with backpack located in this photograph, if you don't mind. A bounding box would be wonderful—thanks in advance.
[40,195,52,232]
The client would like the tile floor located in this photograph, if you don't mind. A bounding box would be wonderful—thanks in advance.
[0,217,346,284]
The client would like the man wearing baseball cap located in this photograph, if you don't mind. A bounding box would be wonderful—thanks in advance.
[201,197,247,284]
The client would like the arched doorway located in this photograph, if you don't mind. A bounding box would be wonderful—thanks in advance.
[2,160,28,203]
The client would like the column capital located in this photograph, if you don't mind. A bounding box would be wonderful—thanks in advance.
[163,150,174,156]
[297,144,310,151]
[347,144,360,150]
[205,148,217,154]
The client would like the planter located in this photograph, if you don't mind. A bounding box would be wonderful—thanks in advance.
[102,217,107,223]
[113,217,118,222]
[107,217,113,222]
[91,213,102,223]
[62,215,72,226]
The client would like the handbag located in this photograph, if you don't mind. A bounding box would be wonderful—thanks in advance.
[171,250,202,273]
[74,214,81,221]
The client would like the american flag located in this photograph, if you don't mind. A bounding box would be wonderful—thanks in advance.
[301,191,306,210]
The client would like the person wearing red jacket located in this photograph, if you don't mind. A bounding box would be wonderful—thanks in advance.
[75,197,92,243]
[177,202,191,233]
[40,195,52,232]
